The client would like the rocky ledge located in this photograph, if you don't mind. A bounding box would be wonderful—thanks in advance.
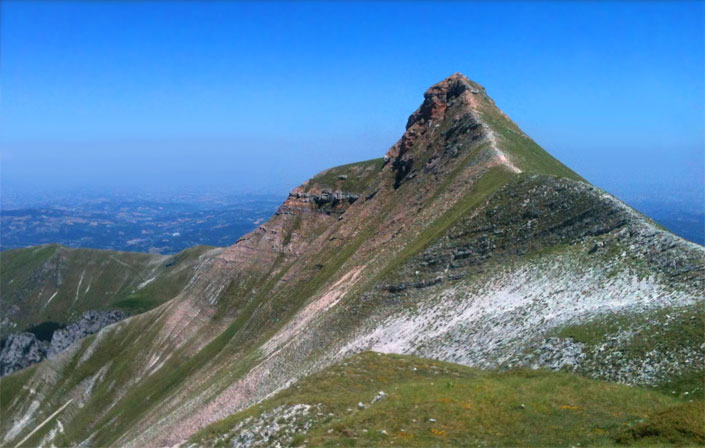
[0,309,127,377]
[282,190,360,215]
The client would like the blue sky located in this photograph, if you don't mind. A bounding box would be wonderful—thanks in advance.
[1,1,703,206]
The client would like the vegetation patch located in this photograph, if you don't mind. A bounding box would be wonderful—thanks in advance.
[615,401,704,446]
[190,352,701,447]
[308,158,385,194]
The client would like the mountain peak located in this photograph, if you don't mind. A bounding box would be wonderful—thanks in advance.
[429,72,482,93]
[405,73,484,130]
[429,72,482,94]
[384,73,502,178]
[385,73,583,184]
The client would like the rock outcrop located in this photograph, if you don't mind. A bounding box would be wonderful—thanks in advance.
[0,332,47,376]
[288,190,360,213]
[0,309,128,377]
[47,310,128,357]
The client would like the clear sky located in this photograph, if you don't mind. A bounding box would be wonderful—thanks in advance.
[1,1,703,206]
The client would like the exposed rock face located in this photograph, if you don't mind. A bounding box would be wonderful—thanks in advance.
[0,332,47,376]
[529,337,587,371]
[382,73,518,192]
[0,310,128,377]
[387,74,483,158]
[47,310,128,357]
[284,188,359,215]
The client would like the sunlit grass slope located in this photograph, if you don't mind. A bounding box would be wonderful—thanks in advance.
[191,352,703,447]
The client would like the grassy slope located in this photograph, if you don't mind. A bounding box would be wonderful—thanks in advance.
[191,352,704,447]
[477,95,585,182]
[0,244,212,337]
[306,158,385,194]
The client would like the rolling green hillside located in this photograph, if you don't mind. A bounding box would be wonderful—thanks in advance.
[0,244,215,339]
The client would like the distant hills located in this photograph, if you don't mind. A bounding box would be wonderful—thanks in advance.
[0,195,281,254]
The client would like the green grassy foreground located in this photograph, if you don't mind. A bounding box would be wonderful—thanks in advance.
[192,352,704,447]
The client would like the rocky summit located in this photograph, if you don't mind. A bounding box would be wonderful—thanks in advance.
[1,74,703,447]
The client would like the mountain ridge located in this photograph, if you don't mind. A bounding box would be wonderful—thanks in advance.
[1,73,703,448]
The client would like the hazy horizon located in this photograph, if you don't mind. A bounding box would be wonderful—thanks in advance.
[1,1,703,209]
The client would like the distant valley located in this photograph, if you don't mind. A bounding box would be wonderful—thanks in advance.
[0,193,282,254]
